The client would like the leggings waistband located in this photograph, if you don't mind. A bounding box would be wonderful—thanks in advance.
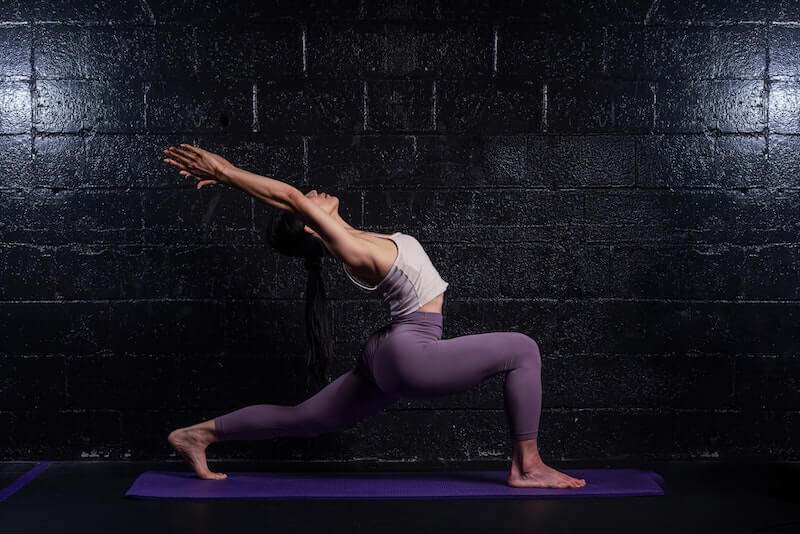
[391,310,443,326]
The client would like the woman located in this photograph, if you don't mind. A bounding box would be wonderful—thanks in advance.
[162,144,586,489]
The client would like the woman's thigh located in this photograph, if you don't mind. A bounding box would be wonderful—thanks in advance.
[371,331,539,398]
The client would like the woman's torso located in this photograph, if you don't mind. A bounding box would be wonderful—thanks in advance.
[344,231,445,314]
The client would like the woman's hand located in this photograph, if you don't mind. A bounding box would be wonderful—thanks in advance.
[163,144,236,189]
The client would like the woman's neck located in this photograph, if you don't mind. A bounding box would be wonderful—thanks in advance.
[333,212,360,233]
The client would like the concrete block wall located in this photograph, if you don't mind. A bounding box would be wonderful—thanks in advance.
[0,0,797,462]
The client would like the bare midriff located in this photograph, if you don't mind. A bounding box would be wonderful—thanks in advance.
[345,230,445,314]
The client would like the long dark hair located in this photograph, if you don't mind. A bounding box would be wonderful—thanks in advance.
[267,209,332,392]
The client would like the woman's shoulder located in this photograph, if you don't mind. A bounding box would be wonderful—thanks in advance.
[342,230,401,285]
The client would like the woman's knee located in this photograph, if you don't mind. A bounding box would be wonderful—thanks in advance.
[509,332,541,369]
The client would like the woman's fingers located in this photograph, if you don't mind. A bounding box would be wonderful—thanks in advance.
[163,157,187,170]
[173,145,199,161]
[164,147,194,166]
[164,150,189,168]
[179,143,204,157]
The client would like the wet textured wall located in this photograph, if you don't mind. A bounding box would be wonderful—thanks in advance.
[0,0,798,462]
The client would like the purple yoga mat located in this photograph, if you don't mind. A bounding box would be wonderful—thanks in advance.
[125,468,664,500]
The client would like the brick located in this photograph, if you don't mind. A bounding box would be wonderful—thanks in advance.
[735,355,800,410]
[743,244,800,299]
[256,79,362,134]
[362,0,437,19]
[555,299,693,354]
[415,134,529,187]
[86,26,196,80]
[498,23,603,79]
[500,242,609,299]
[767,135,800,189]
[32,0,149,23]
[0,134,32,189]
[109,300,225,353]
[33,80,144,133]
[32,134,84,188]
[0,355,66,410]
[0,302,109,354]
[648,0,769,24]
[437,79,542,134]
[0,244,57,299]
[637,134,714,187]
[655,80,767,134]
[141,187,253,243]
[768,80,800,134]
[66,354,179,410]
[0,189,143,244]
[0,80,31,134]
[86,134,177,188]
[606,26,765,80]
[383,23,493,77]
[547,79,652,133]
[147,80,251,134]
[528,134,635,187]
[0,0,31,22]
[306,23,385,77]
[33,26,87,79]
[482,0,651,25]
[223,299,309,354]
[689,302,800,354]
[197,24,301,80]
[366,79,433,131]
[53,244,119,299]
[0,26,31,78]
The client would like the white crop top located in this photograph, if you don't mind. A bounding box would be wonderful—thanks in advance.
[342,232,449,318]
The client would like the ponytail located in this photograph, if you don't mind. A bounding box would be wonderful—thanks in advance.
[268,209,334,393]
[303,254,332,392]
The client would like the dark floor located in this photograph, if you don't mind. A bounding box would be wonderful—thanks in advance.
[0,459,798,533]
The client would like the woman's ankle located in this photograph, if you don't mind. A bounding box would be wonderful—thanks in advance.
[512,438,545,471]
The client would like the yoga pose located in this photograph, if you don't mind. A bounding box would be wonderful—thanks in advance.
[162,144,586,489]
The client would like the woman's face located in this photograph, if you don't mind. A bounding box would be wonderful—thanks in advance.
[305,189,339,216]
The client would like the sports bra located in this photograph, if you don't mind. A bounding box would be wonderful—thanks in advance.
[342,232,449,318]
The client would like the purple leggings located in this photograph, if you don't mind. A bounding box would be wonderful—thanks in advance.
[214,310,541,442]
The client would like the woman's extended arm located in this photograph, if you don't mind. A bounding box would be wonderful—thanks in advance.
[163,144,370,264]
[163,144,300,212]
[219,165,299,212]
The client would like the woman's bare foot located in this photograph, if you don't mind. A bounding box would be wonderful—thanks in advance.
[508,462,586,489]
[167,420,227,480]
[507,437,586,489]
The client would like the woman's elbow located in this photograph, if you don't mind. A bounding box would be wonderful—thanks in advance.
[278,188,304,214]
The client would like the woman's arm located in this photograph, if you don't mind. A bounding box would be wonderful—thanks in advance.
[220,165,299,212]
[163,144,300,212]
[163,144,368,264]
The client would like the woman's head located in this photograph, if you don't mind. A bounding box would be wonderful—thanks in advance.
[267,206,326,261]
[267,207,333,392]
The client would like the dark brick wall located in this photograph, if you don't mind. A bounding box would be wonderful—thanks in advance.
[0,0,798,462]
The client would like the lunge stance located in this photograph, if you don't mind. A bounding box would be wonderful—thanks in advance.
[162,144,586,489]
